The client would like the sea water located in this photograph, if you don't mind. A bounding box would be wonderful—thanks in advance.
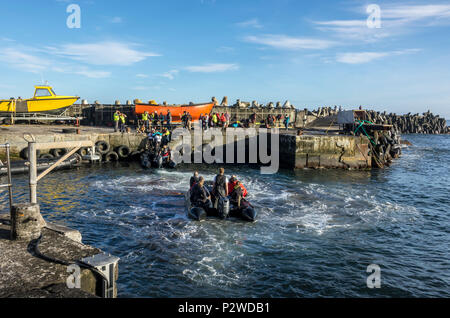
[1,133,449,297]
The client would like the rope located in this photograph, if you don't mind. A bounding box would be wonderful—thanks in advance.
[354,120,376,146]
[353,119,385,167]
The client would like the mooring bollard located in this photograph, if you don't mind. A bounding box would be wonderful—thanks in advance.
[10,203,46,241]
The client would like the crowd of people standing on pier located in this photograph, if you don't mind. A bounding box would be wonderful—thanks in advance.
[113,109,292,136]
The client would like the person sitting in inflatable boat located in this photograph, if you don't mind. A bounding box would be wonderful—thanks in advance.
[190,177,213,211]
[228,175,248,198]
[229,181,244,208]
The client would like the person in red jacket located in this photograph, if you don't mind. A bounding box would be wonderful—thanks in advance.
[220,113,226,127]
[228,176,248,198]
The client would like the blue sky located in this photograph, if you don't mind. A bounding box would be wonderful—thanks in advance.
[0,0,449,118]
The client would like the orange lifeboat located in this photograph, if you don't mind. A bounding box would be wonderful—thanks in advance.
[135,102,215,123]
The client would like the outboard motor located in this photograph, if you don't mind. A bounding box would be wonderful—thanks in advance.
[189,207,207,221]
[217,196,230,219]
[241,207,257,222]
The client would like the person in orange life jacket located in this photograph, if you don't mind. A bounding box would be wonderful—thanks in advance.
[228,176,248,198]
[230,181,244,208]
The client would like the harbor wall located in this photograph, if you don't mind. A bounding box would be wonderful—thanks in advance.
[278,134,371,169]
[168,129,371,170]
[1,127,371,170]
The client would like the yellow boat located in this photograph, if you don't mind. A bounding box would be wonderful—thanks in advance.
[0,85,79,115]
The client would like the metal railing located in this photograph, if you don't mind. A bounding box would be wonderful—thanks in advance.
[0,143,13,213]
[26,139,94,204]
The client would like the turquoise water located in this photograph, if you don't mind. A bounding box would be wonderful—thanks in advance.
[1,134,449,297]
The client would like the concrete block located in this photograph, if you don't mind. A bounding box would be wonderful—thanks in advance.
[45,222,82,243]
[11,203,46,241]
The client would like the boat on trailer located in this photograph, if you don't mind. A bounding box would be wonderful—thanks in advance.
[0,85,79,115]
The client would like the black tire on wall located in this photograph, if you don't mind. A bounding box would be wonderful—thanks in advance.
[103,151,119,162]
[130,150,142,160]
[39,153,55,160]
[95,140,110,154]
[77,147,89,156]
[116,145,131,159]
[50,148,69,158]
[20,148,41,160]
[71,153,83,166]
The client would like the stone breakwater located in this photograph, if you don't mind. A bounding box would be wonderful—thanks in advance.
[363,110,449,135]
[306,106,448,135]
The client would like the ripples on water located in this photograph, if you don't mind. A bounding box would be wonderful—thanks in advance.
[1,134,449,297]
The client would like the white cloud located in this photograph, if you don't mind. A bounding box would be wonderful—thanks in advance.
[315,4,450,42]
[382,4,450,21]
[111,17,123,23]
[160,69,179,80]
[0,46,113,78]
[236,18,262,28]
[0,48,49,73]
[316,24,391,42]
[136,74,149,78]
[50,65,112,78]
[48,41,160,66]
[315,20,367,27]
[244,34,335,50]
[336,49,420,64]
[336,52,390,64]
[185,63,239,73]
[0,37,16,42]
[74,69,111,78]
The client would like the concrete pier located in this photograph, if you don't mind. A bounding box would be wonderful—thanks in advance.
[167,128,371,170]
[0,124,373,169]
[0,126,147,160]
[0,212,119,298]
